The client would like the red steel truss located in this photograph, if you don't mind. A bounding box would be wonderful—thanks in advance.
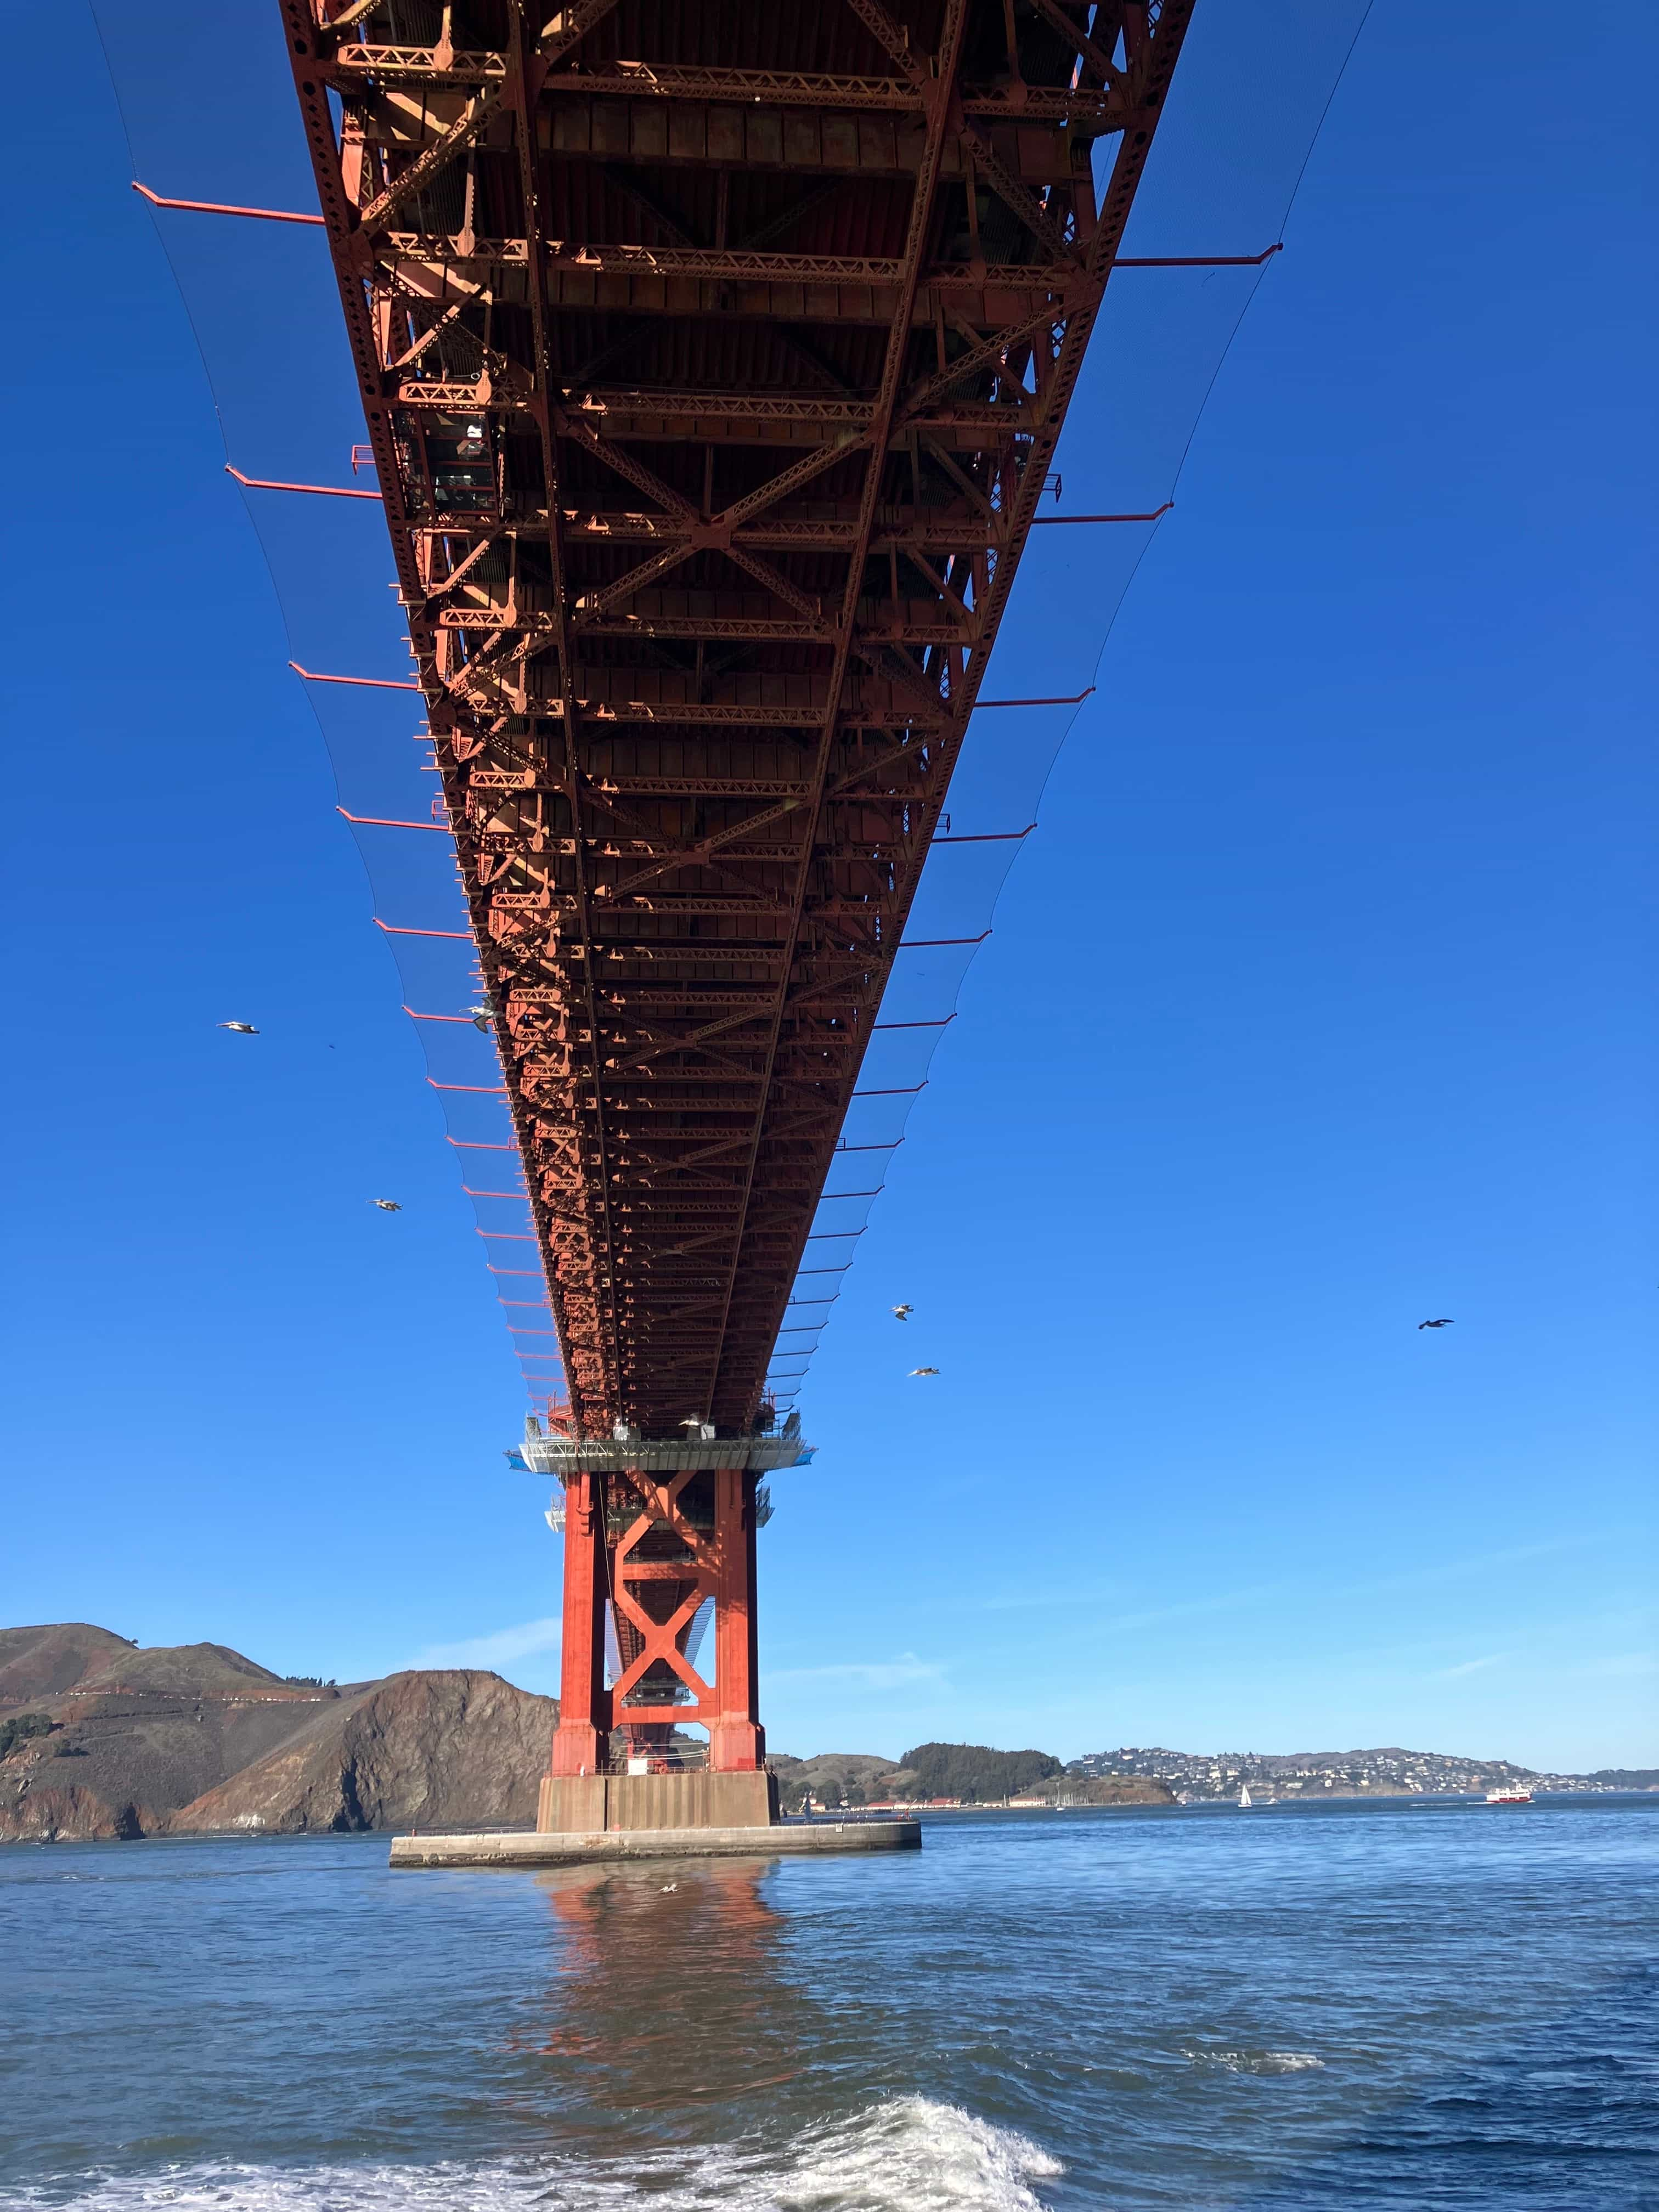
[279,0,1192,1773]
[554,1464,764,1775]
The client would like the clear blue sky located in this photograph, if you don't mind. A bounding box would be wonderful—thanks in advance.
[2,3,1652,1775]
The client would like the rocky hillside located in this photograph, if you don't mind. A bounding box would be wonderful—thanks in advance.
[0,1622,136,1704]
[170,1670,558,1836]
[0,1623,557,1842]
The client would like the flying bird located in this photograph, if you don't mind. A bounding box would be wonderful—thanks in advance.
[218,1021,259,1035]
[891,1304,912,1321]
[909,1365,939,1377]
[469,1004,493,1031]
[373,1199,403,1213]
[1418,1317,1454,1329]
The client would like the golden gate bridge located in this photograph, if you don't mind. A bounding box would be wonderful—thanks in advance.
[112,0,1364,1848]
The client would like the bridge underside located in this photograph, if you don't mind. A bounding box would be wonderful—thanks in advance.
[282,0,1188,1788]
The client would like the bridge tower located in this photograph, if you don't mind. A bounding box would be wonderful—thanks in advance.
[279,0,1195,1831]
[541,1457,775,1827]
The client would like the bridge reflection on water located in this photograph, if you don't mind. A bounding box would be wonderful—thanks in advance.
[522,1860,808,2113]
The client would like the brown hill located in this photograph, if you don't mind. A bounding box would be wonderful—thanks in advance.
[0,1624,559,1843]
[4,1681,346,1839]
[0,1623,136,1706]
[769,1751,922,1805]
[170,1671,558,1836]
[76,1640,290,1697]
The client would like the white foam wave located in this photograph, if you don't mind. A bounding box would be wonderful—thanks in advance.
[777,2097,1061,2209]
[5,2099,1062,2212]
[1182,2047,1325,2075]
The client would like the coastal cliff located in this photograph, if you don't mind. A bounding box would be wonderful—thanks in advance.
[0,1624,557,1842]
[169,1669,558,1836]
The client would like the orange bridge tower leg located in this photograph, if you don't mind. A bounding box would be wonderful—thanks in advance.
[709,1468,765,1773]
[548,1471,610,1779]
[541,1464,775,1830]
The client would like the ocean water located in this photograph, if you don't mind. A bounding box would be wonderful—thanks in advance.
[1,1799,1654,2210]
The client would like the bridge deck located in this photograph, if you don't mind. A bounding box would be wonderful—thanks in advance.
[281,0,1190,1437]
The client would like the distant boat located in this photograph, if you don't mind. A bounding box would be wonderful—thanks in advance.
[1238,1784,1254,1809]
[1485,1784,1533,1805]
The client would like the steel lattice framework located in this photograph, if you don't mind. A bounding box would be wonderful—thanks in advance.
[283,0,1190,1449]
[277,0,1195,1781]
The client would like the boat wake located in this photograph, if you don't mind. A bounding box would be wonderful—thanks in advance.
[10,2100,1063,2212]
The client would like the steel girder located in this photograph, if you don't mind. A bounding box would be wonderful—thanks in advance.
[281,0,1192,1440]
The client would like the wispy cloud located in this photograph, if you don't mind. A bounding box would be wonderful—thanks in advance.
[411,1616,562,1671]
[771,1652,944,1690]
[1432,1654,1506,1679]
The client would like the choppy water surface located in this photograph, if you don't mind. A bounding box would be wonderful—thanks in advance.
[2,1799,1654,2209]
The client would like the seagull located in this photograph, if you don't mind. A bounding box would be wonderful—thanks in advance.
[373,1199,403,1213]
[891,1304,912,1321]
[1418,1318,1454,1329]
[218,1021,259,1035]
[469,1005,493,1031]
[909,1366,939,1377]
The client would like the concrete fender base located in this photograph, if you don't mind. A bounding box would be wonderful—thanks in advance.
[390,1820,921,1869]
[538,1769,778,1833]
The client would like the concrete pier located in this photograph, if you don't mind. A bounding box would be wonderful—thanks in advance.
[390,1819,921,1869]
[537,1768,778,1833]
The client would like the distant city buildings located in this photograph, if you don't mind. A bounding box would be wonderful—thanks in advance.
[1069,1746,1617,1799]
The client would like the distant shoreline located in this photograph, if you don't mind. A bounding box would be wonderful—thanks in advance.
[5,1790,1655,1850]
[790,1788,1658,1821]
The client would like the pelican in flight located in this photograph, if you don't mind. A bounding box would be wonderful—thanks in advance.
[891,1303,912,1321]
[218,1020,258,1035]
[1417,1318,1454,1330]
[909,1366,939,1377]
[373,1199,403,1213]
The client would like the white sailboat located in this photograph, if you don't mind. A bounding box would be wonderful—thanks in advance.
[1238,1784,1254,1809]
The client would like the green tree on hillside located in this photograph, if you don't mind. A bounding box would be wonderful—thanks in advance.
[0,1713,54,1761]
[900,1742,1062,1802]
